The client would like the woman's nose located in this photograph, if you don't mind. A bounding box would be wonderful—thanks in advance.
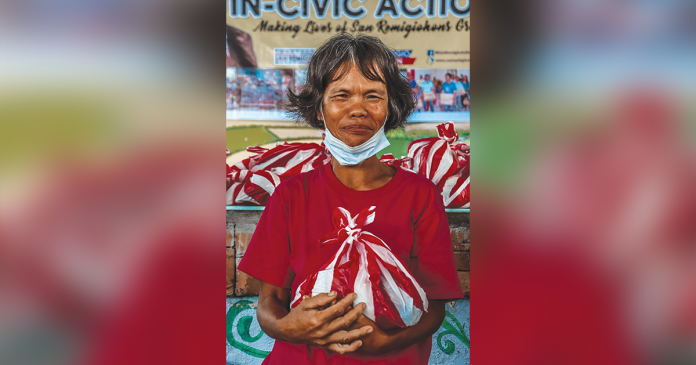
[348,98,368,118]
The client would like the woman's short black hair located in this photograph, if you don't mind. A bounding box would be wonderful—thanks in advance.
[286,33,415,132]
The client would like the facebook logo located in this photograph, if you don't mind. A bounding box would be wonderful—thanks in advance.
[427,50,434,56]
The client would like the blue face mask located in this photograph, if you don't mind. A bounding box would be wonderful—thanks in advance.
[321,106,391,166]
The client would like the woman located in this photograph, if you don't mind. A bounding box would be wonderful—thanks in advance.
[413,84,424,112]
[461,75,470,92]
[461,75,470,111]
[433,79,443,111]
[238,34,462,364]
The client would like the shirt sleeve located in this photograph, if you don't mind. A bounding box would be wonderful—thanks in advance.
[410,188,463,301]
[237,183,295,289]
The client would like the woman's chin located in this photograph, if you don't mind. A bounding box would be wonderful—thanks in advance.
[342,137,372,147]
[340,131,375,145]
[343,129,373,137]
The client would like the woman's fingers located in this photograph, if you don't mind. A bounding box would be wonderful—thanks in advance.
[325,302,366,333]
[317,293,357,321]
[322,326,373,347]
[325,340,363,355]
[301,292,338,310]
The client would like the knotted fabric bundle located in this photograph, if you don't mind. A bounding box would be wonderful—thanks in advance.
[290,206,429,328]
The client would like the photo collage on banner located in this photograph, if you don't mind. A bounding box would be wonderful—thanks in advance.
[226,1,470,118]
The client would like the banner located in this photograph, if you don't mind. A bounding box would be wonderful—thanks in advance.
[227,0,469,68]
[226,0,470,120]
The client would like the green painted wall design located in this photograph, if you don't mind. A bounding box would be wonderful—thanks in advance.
[226,299,271,359]
[226,297,470,365]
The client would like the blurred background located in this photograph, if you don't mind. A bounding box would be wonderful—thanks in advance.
[2,0,696,364]
[0,0,222,364]
[475,0,696,364]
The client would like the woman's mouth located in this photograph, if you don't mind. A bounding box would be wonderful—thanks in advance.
[343,124,373,135]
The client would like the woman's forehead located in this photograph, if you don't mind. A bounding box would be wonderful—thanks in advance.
[326,64,386,90]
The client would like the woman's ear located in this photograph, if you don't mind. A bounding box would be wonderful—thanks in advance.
[317,103,325,123]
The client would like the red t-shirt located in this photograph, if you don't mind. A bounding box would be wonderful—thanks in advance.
[238,162,462,365]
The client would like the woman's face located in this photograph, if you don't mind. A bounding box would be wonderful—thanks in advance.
[320,64,389,147]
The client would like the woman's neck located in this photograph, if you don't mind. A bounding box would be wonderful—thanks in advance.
[330,155,396,191]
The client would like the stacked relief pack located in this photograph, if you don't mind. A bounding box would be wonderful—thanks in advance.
[227,122,469,208]
[226,142,330,205]
[407,122,470,208]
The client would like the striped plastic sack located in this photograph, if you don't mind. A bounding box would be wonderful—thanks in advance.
[290,206,428,328]
[379,153,414,171]
[407,122,462,188]
[453,143,470,177]
[226,142,330,205]
[226,148,233,190]
[248,142,330,179]
[443,143,470,208]
[226,158,282,205]
[442,175,470,208]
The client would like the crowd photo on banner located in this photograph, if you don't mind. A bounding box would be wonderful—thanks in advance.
[226,67,470,113]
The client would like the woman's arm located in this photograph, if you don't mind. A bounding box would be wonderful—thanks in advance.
[256,281,374,354]
[346,299,447,355]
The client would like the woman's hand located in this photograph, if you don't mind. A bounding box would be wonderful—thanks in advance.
[277,292,373,353]
[256,282,374,355]
[345,299,448,356]
[345,313,391,356]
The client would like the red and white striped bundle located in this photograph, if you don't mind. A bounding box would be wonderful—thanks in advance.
[226,148,233,190]
[379,153,413,170]
[249,141,330,178]
[442,175,470,208]
[290,206,428,328]
[442,142,469,208]
[407,122,470,208]
[407,122,461,187]
[226,157,282,206]
[226,142,331,205]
